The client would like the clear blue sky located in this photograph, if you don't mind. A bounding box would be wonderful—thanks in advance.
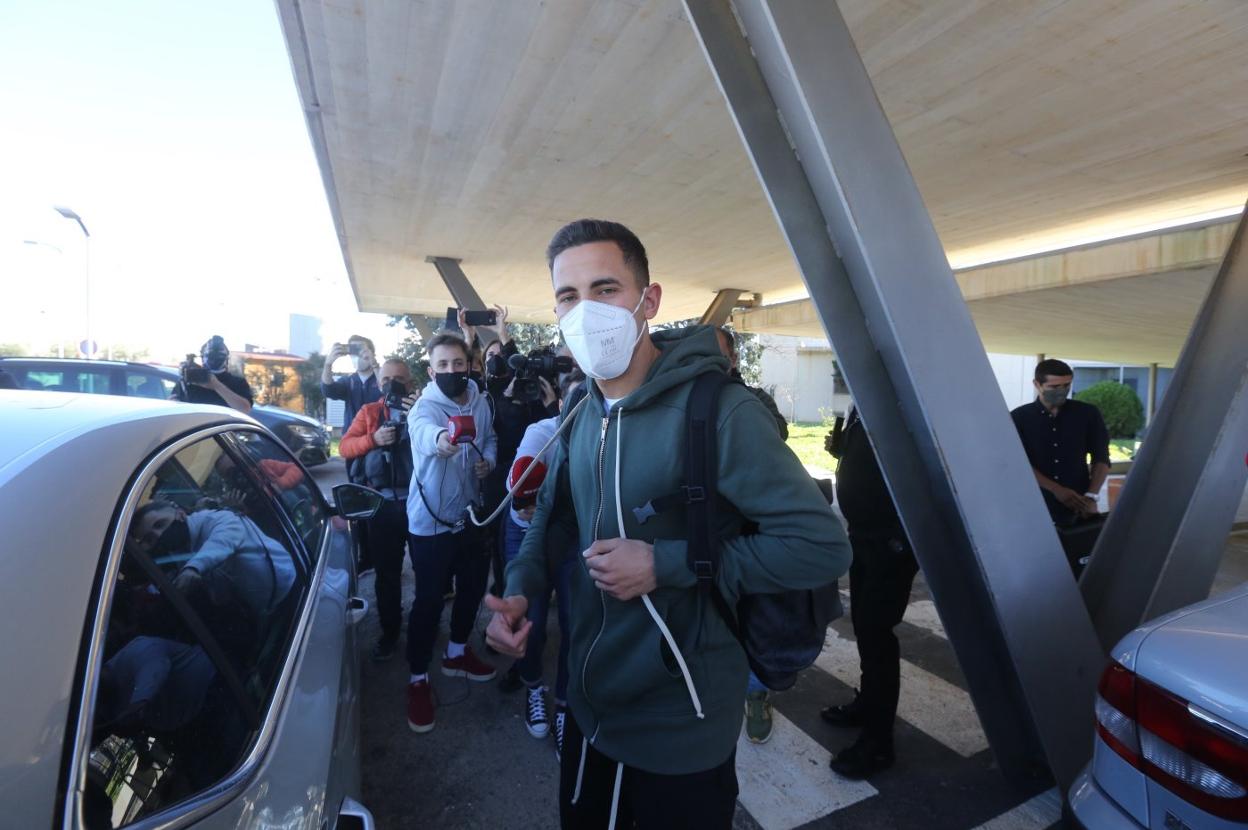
[0,0,401,361]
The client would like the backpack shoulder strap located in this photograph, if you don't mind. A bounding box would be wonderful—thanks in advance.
[685,370,731,584]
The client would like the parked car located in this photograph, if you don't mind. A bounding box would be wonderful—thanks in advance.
[0,357,331,466]
[0,390,380,829]
[1068,585,1248,829]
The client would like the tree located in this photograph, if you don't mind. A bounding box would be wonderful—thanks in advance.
[386,316,429,376]
[297,352,327,419]
[1076,380,1145,438]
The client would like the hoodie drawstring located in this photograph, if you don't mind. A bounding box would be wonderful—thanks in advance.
[614,409,705,721]
[608,762,624,830]
[571,737,589,804]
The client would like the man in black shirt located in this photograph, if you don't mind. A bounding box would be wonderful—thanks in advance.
[819,406,917,779]
[171,336,253,414]
[1010,359,1111,525]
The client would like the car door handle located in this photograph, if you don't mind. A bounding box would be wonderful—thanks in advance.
[339,796,376,830]
[347,596,368,626]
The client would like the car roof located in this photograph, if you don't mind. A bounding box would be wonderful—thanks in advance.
[0,356,177,372]
[0,390,247,478]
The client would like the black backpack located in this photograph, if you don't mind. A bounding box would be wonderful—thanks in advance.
[627,371,841,690]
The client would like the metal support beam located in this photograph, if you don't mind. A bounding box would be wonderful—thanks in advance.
[426,256,487,311]
[698,289,746,326]
[410,315,435,342]
[1146,363,1158,425]
[684,0,1103,788]
[1081,204,1248,647]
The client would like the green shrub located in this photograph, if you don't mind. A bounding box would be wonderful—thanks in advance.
[1075,381,1144,439]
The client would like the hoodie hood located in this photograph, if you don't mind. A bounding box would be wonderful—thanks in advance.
[588,325,729,411]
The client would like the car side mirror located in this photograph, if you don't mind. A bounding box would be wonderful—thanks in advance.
[332,483,384,520]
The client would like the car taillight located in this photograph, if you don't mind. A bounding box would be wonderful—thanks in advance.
[1094,660,1248,820]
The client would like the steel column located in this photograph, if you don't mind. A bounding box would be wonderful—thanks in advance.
[698,289,746,326]
[410,315,435,342]
[1081,205,1248,647]
[1146,363,1158,425]
[426,256,487,311]
[684,0,1103,788]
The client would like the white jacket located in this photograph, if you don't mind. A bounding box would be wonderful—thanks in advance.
[406,378,498,536]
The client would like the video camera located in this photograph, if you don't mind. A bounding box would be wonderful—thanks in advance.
[181,354,210,386]
[507,348,574,403]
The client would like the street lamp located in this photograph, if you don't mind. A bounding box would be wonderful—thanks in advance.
[53,206,92,359]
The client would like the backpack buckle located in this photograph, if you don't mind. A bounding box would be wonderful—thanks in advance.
[693,559,714,582]
[684,485,706,504]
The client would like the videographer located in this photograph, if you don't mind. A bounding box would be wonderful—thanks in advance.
[172,335,253,414]
[339,358,419,662]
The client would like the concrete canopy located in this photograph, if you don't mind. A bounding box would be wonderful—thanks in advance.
[276,0,1248,360]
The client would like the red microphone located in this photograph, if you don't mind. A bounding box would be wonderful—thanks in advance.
[508,456,548,507]
[447,415,476,445]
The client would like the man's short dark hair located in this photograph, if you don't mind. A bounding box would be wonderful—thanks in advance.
[348,334,376,354]
[1035,359,1074,383]
[131,499,178,532]
[559,367,586,400]
[715,326,737,357]
[426,332,471,362]
[546,219,650,289]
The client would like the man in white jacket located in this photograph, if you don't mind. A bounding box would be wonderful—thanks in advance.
[404,333,499,733]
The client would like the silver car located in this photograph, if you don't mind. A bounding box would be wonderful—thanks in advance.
[0,390,381,829]
[1068,582,1248,829]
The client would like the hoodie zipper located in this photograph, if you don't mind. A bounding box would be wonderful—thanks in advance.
[581,413,611,738]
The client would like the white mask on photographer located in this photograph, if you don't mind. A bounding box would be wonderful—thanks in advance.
[558,288,650,381]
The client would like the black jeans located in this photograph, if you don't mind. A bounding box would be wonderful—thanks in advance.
[848,530,919,744]
[559,714,738,830]
[366,499,409,643]
[406,529,490,674]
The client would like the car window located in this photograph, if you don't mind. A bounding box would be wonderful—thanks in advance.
[125,371,176,400]
[227,430,330,557]
[23,367,113,393]
[79,435,310,829]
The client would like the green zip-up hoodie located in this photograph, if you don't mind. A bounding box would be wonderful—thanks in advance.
[504,325,850,775]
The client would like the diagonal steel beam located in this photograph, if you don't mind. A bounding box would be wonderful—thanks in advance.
[426,256,487,311]
[684,0,1103,788]
[698,289,747,326]
[1081,204,1248,647]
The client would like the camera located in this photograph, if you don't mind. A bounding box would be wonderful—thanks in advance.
[381,380,409,427]
[507,348,574,403]
[181,354,210,386]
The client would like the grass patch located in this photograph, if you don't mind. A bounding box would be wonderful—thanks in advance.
[1109,439,1139,463]
[786,422,834,472]
[329,437,341,457]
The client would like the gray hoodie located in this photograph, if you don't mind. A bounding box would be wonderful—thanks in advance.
[405,378,498,536]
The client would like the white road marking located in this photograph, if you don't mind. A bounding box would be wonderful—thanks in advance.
[815,629,989,757]
[736,709,877,830]
[971,787,1062,830]
[903,599,947,639]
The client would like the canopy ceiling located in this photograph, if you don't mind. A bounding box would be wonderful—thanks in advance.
[277,0,1248,359]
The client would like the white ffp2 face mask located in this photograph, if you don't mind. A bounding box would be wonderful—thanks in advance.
[558,289,649,380]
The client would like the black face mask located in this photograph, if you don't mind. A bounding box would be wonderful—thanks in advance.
[486,354,510,377]
[435,371,470,399]
[203,350,229,373]
[152,517,191,556]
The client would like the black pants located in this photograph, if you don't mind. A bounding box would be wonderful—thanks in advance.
[559,714,738,830]
[366,498,408,642]
[848,530,919,744]
[406,529,489,673]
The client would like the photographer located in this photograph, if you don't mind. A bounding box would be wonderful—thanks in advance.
[339,358,419,662]
[172,335,253,414]
[321,334,381,434]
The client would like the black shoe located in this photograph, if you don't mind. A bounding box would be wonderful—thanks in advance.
[820,692,865,728]
[829,736,895,780]
[370,638,397,663]
[498,664,523,693]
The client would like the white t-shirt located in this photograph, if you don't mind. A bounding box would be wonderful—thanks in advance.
[603,396,621,415]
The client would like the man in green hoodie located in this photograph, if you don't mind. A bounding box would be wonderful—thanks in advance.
[486,219,850,829]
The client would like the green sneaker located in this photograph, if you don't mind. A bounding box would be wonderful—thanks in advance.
[745,690,773,744]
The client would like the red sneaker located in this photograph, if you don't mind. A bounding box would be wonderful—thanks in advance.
[441,646,497,681]
[407,680,434,733]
